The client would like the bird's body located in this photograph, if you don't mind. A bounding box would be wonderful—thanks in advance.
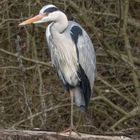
[47,20,96,109]
[19,4,96,131]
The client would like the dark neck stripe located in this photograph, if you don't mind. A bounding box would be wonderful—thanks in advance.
[44,7,58,13]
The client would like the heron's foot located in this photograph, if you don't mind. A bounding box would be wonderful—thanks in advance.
[62,125,81,137]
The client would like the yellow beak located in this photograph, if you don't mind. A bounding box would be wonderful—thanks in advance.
[19,14,46,26]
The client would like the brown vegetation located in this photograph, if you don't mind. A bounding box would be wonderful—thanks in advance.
[0,0,140,136]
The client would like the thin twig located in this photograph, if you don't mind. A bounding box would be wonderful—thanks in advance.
[11,103,70,128]
[0,48,52,67]
[111,106,139,130]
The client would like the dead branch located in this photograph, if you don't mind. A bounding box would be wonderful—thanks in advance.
[0,129,132,140]
[111,106,139,130]
[0,48,51,67]
[11,104,70,128]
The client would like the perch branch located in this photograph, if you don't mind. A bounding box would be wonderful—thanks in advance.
[0,129,132,140]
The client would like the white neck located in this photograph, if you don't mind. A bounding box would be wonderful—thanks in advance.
[50,11,68,33]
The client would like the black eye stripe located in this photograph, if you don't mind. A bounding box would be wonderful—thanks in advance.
[44,7,58,13]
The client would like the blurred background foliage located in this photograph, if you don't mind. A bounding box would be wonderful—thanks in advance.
[0,0,140,135]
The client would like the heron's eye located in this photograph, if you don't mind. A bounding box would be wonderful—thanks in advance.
[44,13,48,16]
[44,7,58,14]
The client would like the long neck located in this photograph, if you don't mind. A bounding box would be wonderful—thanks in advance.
[51,12,68,33]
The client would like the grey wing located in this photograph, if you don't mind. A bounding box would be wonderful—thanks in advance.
[69,21,96,88]
[77,29,96,88]
[69,22,96,107]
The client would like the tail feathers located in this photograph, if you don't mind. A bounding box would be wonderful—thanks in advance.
[71,87,89,112]
[79,105,87,112]
[71,87,85,107]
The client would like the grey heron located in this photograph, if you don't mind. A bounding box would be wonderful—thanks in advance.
[19,4,96,132]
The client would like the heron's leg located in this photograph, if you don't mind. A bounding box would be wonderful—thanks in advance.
[69,91,81,136]
[61,91,74,134]
[62,91,80,136]
[70,90,74,130]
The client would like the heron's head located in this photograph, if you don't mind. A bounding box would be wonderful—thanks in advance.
[19,4,63,26]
